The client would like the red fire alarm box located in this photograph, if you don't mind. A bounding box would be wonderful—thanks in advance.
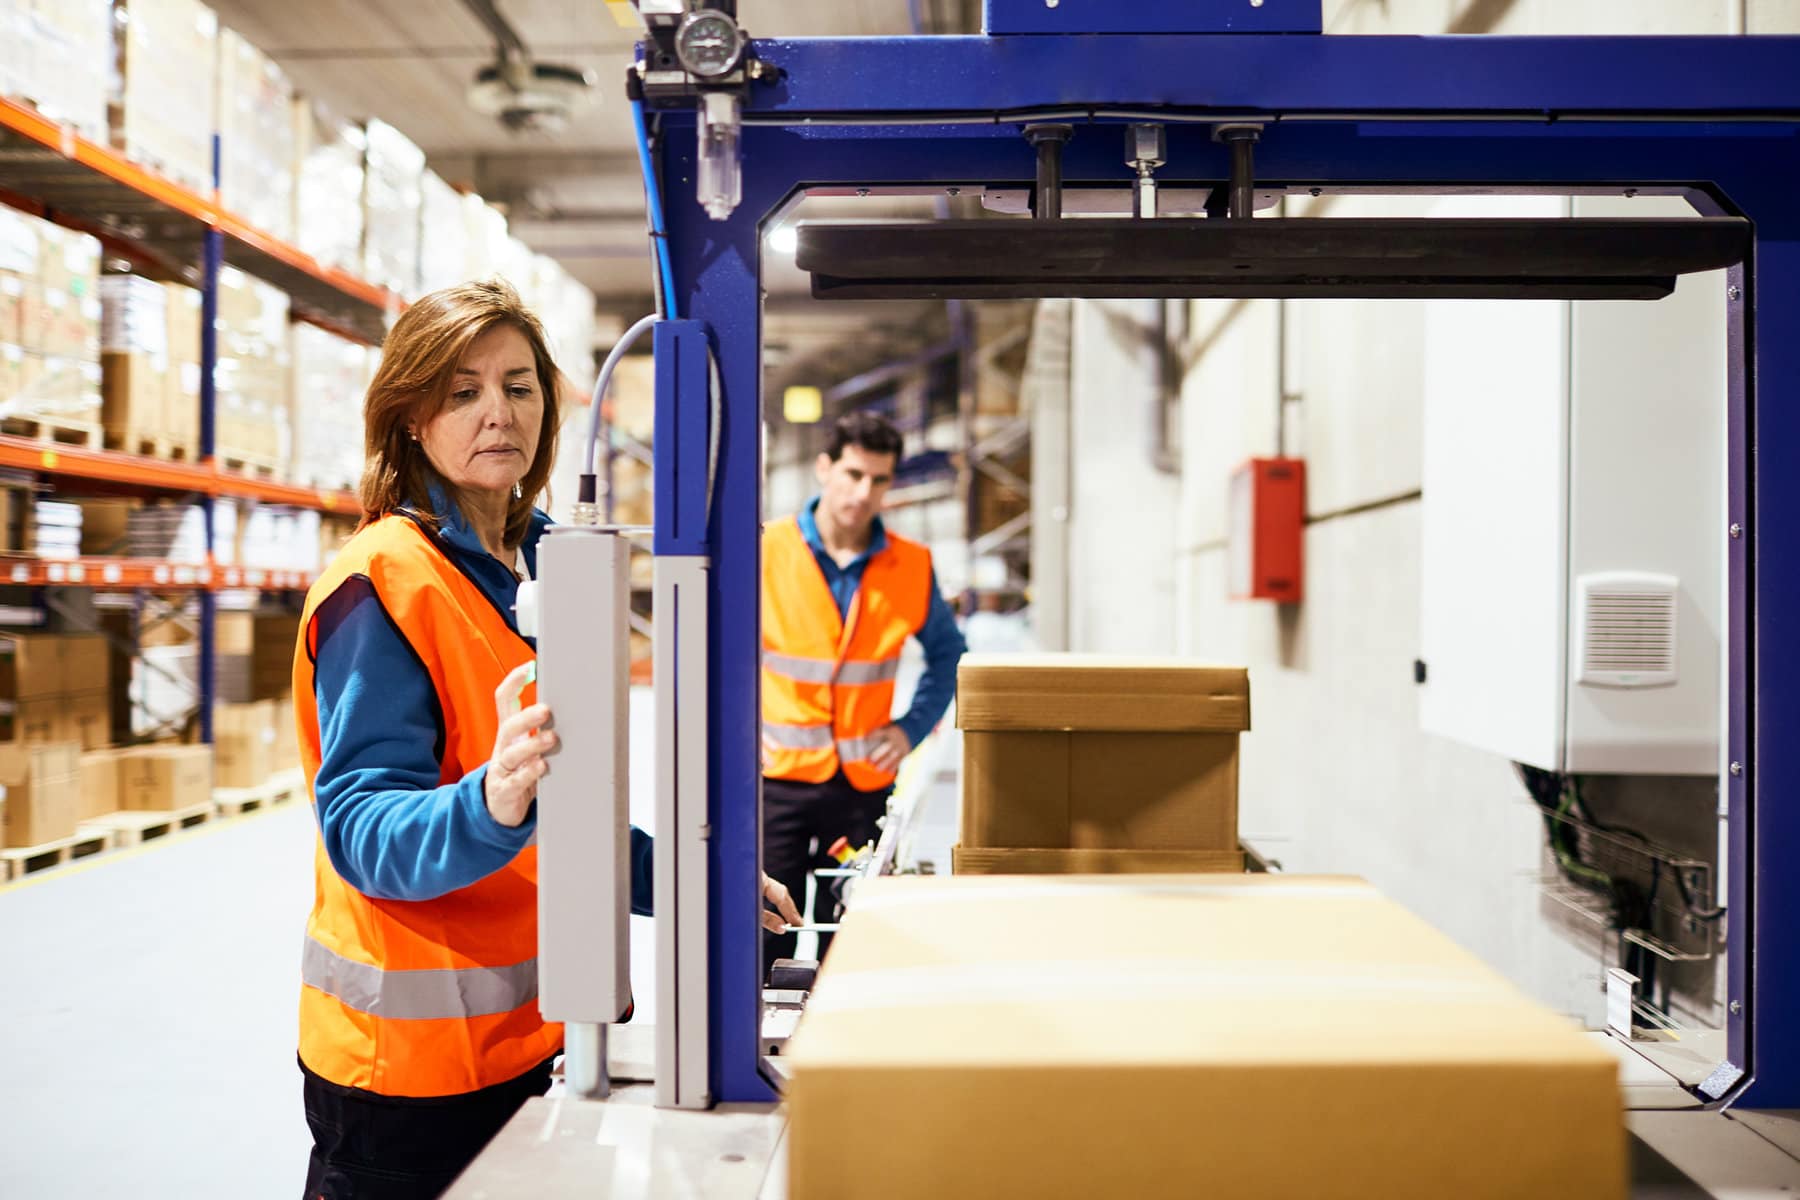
[1228,458,1306,603]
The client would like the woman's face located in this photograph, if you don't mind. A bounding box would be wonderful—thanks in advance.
[416,324,544,500]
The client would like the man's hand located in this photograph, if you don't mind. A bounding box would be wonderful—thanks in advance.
[762,874,803,933]
[866,723,912,775]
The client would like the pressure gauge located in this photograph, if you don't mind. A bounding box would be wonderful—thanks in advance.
[674,9,746,79]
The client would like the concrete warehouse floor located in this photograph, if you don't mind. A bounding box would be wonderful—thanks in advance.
[0,691,665,1200]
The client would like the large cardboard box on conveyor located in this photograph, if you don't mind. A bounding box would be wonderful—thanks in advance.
[956,655,1249,863]
[784,874,1627,1200]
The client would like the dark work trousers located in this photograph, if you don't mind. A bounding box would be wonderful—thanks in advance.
[762,771,890,979]
[301,1053,555,1200]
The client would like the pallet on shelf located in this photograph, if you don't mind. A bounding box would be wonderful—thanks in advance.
[217,454,283,483]
[0,416,103,449]
[213,767,304,817]
[0,828,114,882]
[78,801,212,848]
[102,429,195,462]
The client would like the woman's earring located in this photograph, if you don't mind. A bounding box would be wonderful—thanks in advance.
[513,482,523,500]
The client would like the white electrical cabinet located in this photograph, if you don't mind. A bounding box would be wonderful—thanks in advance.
[1419,195,1725,776]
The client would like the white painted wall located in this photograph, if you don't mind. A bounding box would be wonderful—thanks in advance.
[1063,300,1184,652]
[1045,3,1789,1029]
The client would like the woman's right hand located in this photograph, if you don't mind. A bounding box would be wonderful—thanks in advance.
[485,662,557,828]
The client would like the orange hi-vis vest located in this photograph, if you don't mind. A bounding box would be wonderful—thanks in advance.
[761,515,933,792]
[293,514,560,1098]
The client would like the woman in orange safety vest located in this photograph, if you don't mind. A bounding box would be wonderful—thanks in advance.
[294,280,799,1199]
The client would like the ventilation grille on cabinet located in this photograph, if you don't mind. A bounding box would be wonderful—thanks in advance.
[1575,572,1678,688]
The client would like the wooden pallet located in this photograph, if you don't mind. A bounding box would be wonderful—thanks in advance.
[0,829,115,882]
[213,767,304,818]
[78,802,213,848]
[0,416,104,449]
[218,454,282,482]
[104,429,196,462]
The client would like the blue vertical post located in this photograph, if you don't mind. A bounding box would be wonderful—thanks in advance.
[657,122,778,1104]
[1738,176,1800,1108]
[198,133,222,746]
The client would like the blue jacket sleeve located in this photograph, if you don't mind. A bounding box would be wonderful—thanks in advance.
[894,570,968,750]
[311,577,534,902]
[312,576,658,913]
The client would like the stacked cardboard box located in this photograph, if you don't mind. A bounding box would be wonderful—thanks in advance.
[0,741,82,847]
[461,196,510,286]
[118,744,211,811]
[416,169,469,297]
[99,274,178,451]
[293,99,366,275]
[163,282,203,452]
[0,213,102,430]
[77,498,139,556]
[362,119,425,296]
[111,0,219,195]
[0,1,113,143]
[126,501,209,561]
[954,655,1250,874]
[318,514,357,568]
[0,473,34,553]
[214,698,277,788]
[33,500,83,560]
[0,634,111,751]
[271,694,299,772]
[77,746,125,821]
[214,27,295,241]
[289,322,372,491]
[214,605,252,703]
[784,874,1627,1200]
[215,267,291,469]
[252,612,300,701]
[238,503,321,573]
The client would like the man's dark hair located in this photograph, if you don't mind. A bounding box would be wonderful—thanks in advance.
[824,409,903,463]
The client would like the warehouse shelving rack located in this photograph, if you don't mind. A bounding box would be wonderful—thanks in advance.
[0,94,388,745]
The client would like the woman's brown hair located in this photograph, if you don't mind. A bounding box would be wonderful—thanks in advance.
[359,278,560,550]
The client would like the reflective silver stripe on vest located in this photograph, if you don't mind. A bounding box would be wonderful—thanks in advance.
[762,651,837,684]
[764,652,900,687]
[836,658,901,685]
[762,721,835,750]
[301,936,538,1021]
[836,733,887,764]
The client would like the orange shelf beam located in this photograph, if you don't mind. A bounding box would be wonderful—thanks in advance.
[0,96,404,342]
[206,461,361,512]
[0,436,360,514]
[0,96,214,224]
[0,437,214,492]
[0,557,316,592]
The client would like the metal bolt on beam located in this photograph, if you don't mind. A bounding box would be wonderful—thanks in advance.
[1730,523,1744,538]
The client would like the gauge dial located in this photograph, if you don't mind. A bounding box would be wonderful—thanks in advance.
[675,11,745,79]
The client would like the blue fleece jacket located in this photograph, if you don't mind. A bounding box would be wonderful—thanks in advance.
[310,489,654,911]
[796,497,967,750]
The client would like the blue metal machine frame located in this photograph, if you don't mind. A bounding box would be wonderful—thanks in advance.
[648,30,1800,1106]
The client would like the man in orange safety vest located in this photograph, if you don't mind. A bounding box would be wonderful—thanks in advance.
[760,410,966,974]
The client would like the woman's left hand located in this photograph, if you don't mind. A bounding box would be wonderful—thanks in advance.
[761,874,803,933]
